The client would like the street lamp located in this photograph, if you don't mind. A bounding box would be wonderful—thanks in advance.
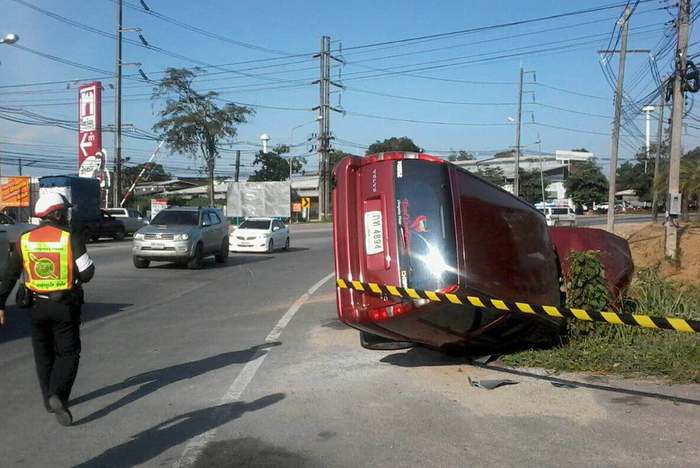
[0,33,19,45]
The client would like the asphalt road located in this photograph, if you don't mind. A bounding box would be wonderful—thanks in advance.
[1,223,698,467]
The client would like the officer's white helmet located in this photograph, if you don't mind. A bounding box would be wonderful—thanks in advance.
[34,193,72,218]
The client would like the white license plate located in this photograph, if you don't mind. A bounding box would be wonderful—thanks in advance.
[364,210,384,255]
[150,242,164,249]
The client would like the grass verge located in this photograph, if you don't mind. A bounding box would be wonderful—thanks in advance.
[501,268,700,383]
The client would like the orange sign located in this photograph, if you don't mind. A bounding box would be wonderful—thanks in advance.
[1,177,31,207]
[292,203,302,213]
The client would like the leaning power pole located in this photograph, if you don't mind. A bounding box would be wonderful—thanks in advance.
[666,0,691,259]
[113,0,123,207]
[513,67,524,197]
[651,88,666,222]
[314,36,344,220]
[604,5,632,233]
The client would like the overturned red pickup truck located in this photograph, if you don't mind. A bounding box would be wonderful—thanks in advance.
[333,152,633,353]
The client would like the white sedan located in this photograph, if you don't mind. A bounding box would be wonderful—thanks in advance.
[229,217,290,253]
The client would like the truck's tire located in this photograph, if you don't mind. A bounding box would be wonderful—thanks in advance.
[133,256,150,269]
[215,238,229,263]
[113,228,126,241]
[187,242,204,270]
[82,230,92,244]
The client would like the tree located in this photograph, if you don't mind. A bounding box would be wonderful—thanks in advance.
[616,160,654,201]
[120,162,170,198]
[653,146,700,217]
[518,169,545,204]
[366,137,420,155]
[448,150,474,162]
[329,149,355,171]
[565,159,608,207]
[248,145,304,181]
[476,166,505,186]
[152,68,253,205]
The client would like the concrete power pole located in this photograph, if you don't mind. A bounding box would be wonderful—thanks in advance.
[666,0,691,259]
[314,36,343,221]
[234,150,241,183]
[642,105,655,173]
[605,5,632,233]
[651,92,666,222]
[113,0,123,207]
[514,67,524,197]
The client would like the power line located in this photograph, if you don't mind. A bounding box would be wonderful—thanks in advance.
[343,0,655,51]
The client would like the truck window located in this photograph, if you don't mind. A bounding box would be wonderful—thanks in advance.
[394,160,458,291]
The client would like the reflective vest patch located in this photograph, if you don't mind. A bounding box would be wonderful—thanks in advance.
[20,225,74,293]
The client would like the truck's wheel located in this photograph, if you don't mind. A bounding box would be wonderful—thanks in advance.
[215,238,229,263]
[82,230,92,244]
[113,228,126,241]
[187,243,204,269]
[133,257,150,269]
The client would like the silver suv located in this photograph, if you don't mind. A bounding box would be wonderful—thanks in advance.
[132,207,229,269]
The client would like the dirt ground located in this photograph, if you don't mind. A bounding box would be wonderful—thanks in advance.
[608,221,700,287]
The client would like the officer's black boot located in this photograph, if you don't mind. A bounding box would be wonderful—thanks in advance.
[48,395,73,427]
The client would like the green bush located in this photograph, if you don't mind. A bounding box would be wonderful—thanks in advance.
[502,265,700,382]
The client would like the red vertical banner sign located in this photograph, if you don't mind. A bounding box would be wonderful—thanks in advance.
[78,81,103,178]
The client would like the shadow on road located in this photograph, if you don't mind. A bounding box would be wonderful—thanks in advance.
[381,347,469,367]
[0,302,131,344]
[382,348,700,406]
[147,255,273,270]
[479,364,700,407]
[71,342,281,424]
[74,393,285,468]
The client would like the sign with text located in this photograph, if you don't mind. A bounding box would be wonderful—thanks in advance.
[0,176,31,207]
[151,198,168,219]
[78,82,103,178]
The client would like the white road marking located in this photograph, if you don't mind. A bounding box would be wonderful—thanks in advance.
[175,271,335,467]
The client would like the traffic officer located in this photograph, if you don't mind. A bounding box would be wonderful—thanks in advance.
[0,193,94,426]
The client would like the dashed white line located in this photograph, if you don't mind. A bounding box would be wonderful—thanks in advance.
[175,271,335,467]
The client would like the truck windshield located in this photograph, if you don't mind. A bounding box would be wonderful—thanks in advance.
[395,160,458,291]
[151,211,199,226]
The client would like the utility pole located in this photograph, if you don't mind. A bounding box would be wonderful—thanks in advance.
[642,105,655,173]
[514,67,524,197]
[113,0,123,208]
[314,36,344,221]
[18,157,22,176]
[651,91,666,222]
[666,0,690,259]
[234,150,241,182]
[603,5,632,233]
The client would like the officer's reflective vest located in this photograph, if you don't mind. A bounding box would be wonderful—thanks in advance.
[19,225,74,294]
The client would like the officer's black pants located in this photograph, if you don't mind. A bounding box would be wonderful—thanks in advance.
[29,298,81,406]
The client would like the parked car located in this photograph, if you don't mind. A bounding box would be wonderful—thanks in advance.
[537,205,576,227]
[229,217,290,253]
[132,206,229,269]
[82,210,126,242]
[104,207,148,234]
[0,212,35,245]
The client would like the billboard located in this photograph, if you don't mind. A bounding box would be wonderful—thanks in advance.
[78,81,103,178]
[0,176,31,207]
[226,182,291,218]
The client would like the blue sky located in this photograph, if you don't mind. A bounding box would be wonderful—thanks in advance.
[1,0,699,178]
